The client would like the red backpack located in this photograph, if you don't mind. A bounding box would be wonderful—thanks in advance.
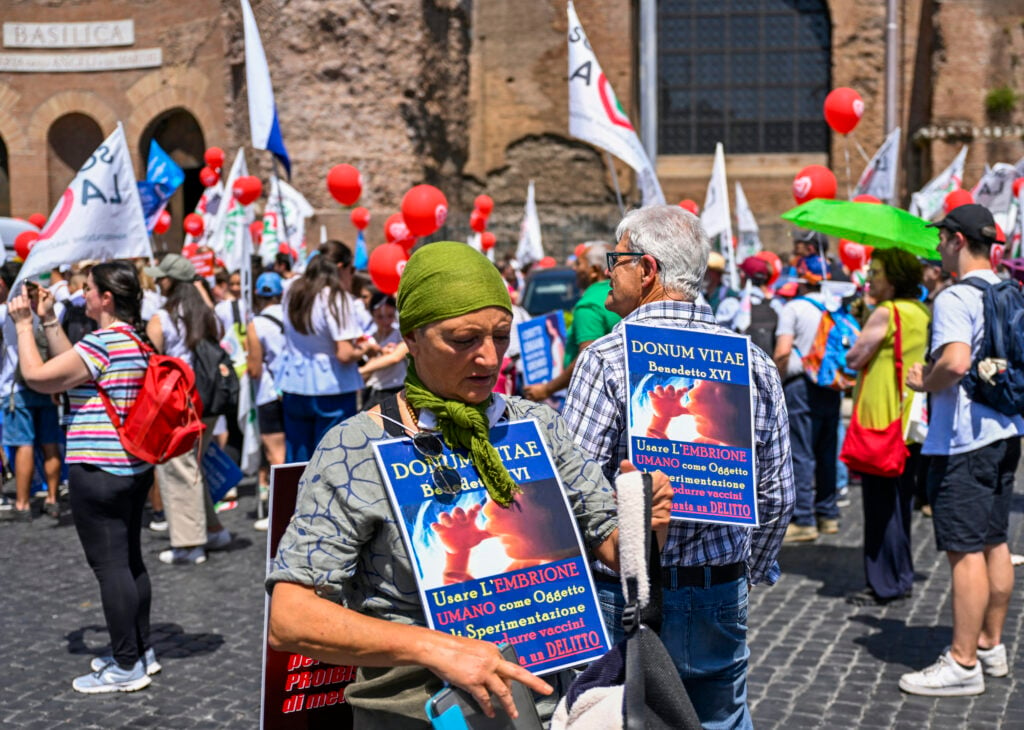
[96,330,205,464]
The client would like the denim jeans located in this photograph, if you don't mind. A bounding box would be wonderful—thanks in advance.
[282,392,357,462]
[597,575,752,730]
[784,375,841,526]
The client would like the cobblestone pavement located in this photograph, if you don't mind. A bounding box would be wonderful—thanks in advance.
[2,473,1023,729]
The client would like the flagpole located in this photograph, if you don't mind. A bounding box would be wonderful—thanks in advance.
[605,152,626,216]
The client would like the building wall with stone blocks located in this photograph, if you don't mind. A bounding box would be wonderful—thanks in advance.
[0,0,1020,260]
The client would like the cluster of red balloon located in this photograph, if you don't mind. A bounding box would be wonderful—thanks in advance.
[470,194,496,251]
[200,147,224,189]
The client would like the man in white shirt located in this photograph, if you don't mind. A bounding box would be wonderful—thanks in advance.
[902,204,1024,697]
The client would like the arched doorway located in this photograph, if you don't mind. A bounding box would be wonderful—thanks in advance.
[0,134,9,217]
[140,108,206,251]
[47,113,104,211]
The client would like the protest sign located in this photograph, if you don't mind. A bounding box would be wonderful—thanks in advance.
[517,311,567,386]
[261,463,355,730]
[373,420,609,674]
[202,441,243,503]
[624,323,758,527]
[16,122,152,287]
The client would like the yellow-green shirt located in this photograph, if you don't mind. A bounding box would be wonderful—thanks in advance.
[853,299,931,436]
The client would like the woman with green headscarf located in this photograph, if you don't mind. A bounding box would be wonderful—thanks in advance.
[267,242,671,728]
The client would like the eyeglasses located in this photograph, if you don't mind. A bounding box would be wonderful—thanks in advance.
[376,412,462,494]
[606,251,656,272]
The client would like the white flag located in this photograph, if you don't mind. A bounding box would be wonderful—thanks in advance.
[516,180,544,266]
[853,127,901,204]
[567,1,664,206]
[734,280,753,335]
[734,182,761,262]
[701,143,737,289]
[909,145,967,220]
[184,180,224,249]
[972,162,1018,232]
[207,149,254,274]
[17,123,151,286]
[259,175,314,266]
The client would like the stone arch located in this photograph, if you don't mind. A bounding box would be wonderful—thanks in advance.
[28,91,118,147]
[47,112,104,210]
[0,82,28,154]
[124,68,217,153]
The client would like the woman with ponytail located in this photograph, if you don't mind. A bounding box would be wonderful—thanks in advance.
[9,260,159,694]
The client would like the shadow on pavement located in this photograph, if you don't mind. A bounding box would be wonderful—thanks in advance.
[778,544,863,597]
[64,623,225,660]
[848,614,953,669]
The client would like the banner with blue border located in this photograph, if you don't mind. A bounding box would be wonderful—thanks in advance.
[517,312,567,385]
[624,323,758,527]
[373,419,609,675]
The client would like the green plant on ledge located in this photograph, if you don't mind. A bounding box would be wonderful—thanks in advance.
[985,86,1018,118]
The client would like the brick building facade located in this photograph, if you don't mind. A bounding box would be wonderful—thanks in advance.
[0,0,1021,255]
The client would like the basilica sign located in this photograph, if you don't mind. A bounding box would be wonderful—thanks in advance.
[3,21,135,49]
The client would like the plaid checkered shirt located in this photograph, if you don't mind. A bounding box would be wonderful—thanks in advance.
[562,299,795,585]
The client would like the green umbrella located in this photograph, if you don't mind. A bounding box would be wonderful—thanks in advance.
[781,198,940,260]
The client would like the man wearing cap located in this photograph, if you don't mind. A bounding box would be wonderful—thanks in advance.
[773,255,842,542]
[522,242,620,403]
[564,205,794,729]
[899,204,1024,696]
[790,229,848,282]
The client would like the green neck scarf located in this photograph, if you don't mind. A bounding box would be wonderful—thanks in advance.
[404,365,520,507]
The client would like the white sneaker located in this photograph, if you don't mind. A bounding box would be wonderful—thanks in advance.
[159,547,207,565]
[72,658,151,694]
[254,517,269,531]
[899,649,984,696]
[91,647,162,675]
[977,644,1009,677]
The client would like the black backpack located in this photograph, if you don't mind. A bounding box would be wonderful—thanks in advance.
[959,277,1024,416]
[746,299,778,357]
[193,338,240,418]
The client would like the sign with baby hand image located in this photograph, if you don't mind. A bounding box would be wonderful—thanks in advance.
[373,419,609,675]
[624,323,759,527]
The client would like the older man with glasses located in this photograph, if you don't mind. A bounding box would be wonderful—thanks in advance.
[563,205,795,730]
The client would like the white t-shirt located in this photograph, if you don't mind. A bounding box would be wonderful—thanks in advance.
[141,290,164,323]
[922,269,1024,456]
[276,289,364,395]
[252,303,286,406]
[775,292,826,379]
[156,309,192,367]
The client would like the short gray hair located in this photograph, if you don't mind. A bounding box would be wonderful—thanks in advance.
[581,241,612,268]
[614,205,710,300]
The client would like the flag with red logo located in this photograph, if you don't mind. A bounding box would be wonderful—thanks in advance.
[567,1,664,206]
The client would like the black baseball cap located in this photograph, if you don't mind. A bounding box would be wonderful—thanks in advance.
[926,204,998,245]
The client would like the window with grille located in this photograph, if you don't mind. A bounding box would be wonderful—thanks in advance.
[657,0,831,155]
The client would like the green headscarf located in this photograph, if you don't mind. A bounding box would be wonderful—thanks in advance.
[397,242,519,506]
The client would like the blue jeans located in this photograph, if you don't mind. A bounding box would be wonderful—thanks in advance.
[597,576,752,730]
[282,392,357,462]
[784,375,841,526]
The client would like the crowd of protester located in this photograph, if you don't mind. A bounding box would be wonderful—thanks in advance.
[2,202,1019,715]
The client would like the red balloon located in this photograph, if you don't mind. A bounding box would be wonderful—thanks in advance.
[1013,178,1024,198]
[792,165,837,204]
[754,251,783,287]
[384,213,412,244]
[852,194,881,204]
[368,243,408,295]
[204,147,225,170]
[944,188,974,213]
[679,199,700,215]
[480,232,497,251]
[469,209,487,233]
[401,185,448,237]
[249,220,264,245]
[27,213,46,228]
[474,195,494,216]
[839,240,869,271]
[327,164,362,206]
[183,213,205,237]
[199,166,219,188]
[350,206,371,231]
[823,87,864,135]
[13,230,39,260]
[153,210,172,235]
[232,176,262,205]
